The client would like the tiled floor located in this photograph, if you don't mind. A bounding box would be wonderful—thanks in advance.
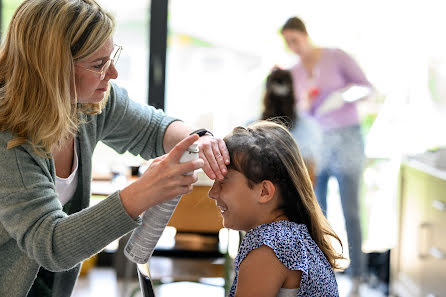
[73,267,387,297]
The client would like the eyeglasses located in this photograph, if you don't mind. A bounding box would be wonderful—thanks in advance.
[77,44,123,80]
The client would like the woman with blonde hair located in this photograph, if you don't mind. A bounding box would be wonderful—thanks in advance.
[209,120,344,296]
[0,1,229,296]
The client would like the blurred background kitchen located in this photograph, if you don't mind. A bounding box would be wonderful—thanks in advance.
[1,0,445,296]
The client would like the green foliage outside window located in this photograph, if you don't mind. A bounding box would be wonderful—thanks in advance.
[1,0,22,40]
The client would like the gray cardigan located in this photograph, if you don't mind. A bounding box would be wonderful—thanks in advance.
[0,83,177,297]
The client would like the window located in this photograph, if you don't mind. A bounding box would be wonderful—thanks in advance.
[93,0,151,174]
[97,0,150,106]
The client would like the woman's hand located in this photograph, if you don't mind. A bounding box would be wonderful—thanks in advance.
[196,135,230,181]
[120,134,204,218]
[163,121,229,181]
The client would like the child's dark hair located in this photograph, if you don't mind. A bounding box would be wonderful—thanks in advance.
[261,69,297,128]
[224,120,343,269]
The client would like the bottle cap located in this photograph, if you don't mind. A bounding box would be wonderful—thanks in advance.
[187,142,199,153]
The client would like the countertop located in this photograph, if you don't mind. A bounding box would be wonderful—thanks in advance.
[404,148,446,181]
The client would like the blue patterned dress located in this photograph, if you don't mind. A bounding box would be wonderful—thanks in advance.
[229,221,339,297]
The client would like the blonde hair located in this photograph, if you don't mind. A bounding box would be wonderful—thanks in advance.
[0,0,115,156]
[224,120,344,269]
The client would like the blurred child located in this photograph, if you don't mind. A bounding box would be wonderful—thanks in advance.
[208,120,343,297]
[261,69,322,185]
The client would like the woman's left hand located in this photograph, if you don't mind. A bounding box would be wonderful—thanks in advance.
[196,135,230,180]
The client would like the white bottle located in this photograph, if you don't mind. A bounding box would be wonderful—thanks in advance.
[124,142,199,264]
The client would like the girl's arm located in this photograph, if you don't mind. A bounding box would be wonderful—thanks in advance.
[235,245,302,297]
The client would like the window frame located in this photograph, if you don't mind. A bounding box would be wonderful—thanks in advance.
[148,0,168,109]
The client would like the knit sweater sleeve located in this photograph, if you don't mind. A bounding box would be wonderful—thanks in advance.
[0,83,180,272]
[80,83,182,264]
[91,82,179,158]
[0,136,141,271]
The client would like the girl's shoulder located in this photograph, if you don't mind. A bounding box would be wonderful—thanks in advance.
[237,221,313,272]
[247,220,309,243]
[235,221,339,296]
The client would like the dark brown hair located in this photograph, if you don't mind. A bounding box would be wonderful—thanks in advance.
[224,121,344,269]
[281,16,308,34]
[261,69,297,128]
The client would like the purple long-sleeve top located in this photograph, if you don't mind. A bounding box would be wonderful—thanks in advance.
[290,48,372,131]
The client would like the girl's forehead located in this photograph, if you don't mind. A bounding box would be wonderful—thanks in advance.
[226,168,246,181]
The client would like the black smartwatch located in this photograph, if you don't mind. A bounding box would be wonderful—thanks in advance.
[189,128,213,137]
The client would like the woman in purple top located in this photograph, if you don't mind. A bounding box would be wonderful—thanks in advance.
[281,16,373,297]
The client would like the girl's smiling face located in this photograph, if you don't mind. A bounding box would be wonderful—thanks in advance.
[208,169,263,231]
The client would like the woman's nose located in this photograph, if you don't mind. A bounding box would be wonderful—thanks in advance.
[104,62,118,80]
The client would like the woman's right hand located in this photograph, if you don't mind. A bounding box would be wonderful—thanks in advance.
[120,134,204,218]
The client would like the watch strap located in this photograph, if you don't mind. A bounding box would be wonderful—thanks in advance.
[189,128,213,137]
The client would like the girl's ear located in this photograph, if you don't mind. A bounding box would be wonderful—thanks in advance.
[258,180,276,204]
